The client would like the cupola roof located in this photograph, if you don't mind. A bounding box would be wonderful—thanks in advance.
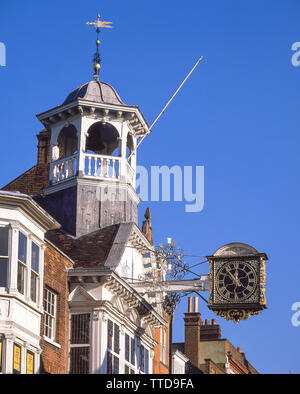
[63,80,124,106]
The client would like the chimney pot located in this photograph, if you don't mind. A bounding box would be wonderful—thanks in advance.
[194,297,198,313]
[188,297,193,313]
[205,319,209,325]
[237,347,241,353]
[212,319,216,325]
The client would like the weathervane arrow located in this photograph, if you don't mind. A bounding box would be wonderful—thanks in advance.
[86,13,113,80]
[86,13,113,29]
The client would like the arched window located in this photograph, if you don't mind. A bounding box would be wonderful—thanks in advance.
[126,133,134,160]
[86,122,119,156]
[57,124,78,159]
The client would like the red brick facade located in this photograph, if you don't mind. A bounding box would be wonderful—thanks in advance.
[204,359,225,374]
[153,310,171,374]
[176,296,259,374]
[2,129,50,196]
[40,241,73,374]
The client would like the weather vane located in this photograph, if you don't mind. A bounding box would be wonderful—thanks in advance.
[86,13,113,80]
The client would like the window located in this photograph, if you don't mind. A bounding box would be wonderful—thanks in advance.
[44,287,57,341]
[26,351,34,374]
[70,314,90,374]
[139,344,149,374]
[0,226,9,288]
[107,320,120,374]
[124,334,136,373]
[17,232,27,295]
[30,242,39,303]
[163,329,167,365]
[160,327,167,365]
[13,343,21,374]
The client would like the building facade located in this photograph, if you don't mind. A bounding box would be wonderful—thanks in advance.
[172,296,259,374]
[0,16,260,375]
[0,59,172,374]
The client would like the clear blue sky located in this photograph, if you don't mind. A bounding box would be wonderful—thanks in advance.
[1,0,300,374]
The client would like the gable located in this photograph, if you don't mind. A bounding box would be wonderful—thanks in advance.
[69,285,97,302]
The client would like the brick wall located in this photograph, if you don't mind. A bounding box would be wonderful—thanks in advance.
[153,310,171,374]
[203,359,225,374]
[40,241,73,374]
[2,129,50,196]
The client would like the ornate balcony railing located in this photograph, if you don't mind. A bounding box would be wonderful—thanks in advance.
[84,153,120,179]
[126,161,135,186]
[50,153,135,187]
[50,154,77,184]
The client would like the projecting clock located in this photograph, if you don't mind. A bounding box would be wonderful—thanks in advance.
[207,243,268,323]
[216,261,257,302]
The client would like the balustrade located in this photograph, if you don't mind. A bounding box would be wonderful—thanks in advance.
[50,153,136,187]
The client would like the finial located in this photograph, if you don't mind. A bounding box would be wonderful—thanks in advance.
[142,208,153,244]
[144,207,151,220]
[86,14,113,80]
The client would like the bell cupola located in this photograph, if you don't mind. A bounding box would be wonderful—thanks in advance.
[36,14,150,237]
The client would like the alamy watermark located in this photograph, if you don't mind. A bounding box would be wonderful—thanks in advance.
[291,302,300,327]
[96,165,205,213]
[291,42,300,67]
[0,42,6,67]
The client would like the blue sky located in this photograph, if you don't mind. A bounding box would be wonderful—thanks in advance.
[1,0,300,374]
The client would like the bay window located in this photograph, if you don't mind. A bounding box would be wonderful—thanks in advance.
[106,319,151,374]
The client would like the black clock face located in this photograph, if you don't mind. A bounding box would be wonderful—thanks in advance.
[216,261,257,302]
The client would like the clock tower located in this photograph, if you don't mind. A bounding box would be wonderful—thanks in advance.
[35,15,150,237]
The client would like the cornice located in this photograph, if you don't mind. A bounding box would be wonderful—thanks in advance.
[0,191,60,232]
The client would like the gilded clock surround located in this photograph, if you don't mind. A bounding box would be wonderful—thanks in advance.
[207,243,268,323]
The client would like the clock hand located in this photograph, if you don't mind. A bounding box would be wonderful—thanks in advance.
[234,269,242,287]
[225,267,240,286]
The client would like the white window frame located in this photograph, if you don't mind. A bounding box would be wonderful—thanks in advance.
[30,240,40,304]
[69,313,91,374]
[124,333,136,374]
[44,287,57,342]
[163,328,167,365]
[17,231,27,296]
[107,319,120,374]
[137,342,150,374]
[105,316,151,375]
[160,327,167,365]
[15,229,42,306]
[0,225,10,289]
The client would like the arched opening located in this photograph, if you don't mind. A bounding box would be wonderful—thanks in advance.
[85,122,120,178]
[86,122,119,156]
[126,133,134,160]
[57,124,78,159]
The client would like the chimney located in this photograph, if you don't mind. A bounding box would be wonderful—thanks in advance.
[37,129,51,165]
[184,297,201,367]
[200,318,221,341]
[142,208,153,244]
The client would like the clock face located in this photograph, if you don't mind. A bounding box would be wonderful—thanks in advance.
[216,261,257,302]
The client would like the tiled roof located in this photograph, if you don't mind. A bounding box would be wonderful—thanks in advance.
[45,224,120,269]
